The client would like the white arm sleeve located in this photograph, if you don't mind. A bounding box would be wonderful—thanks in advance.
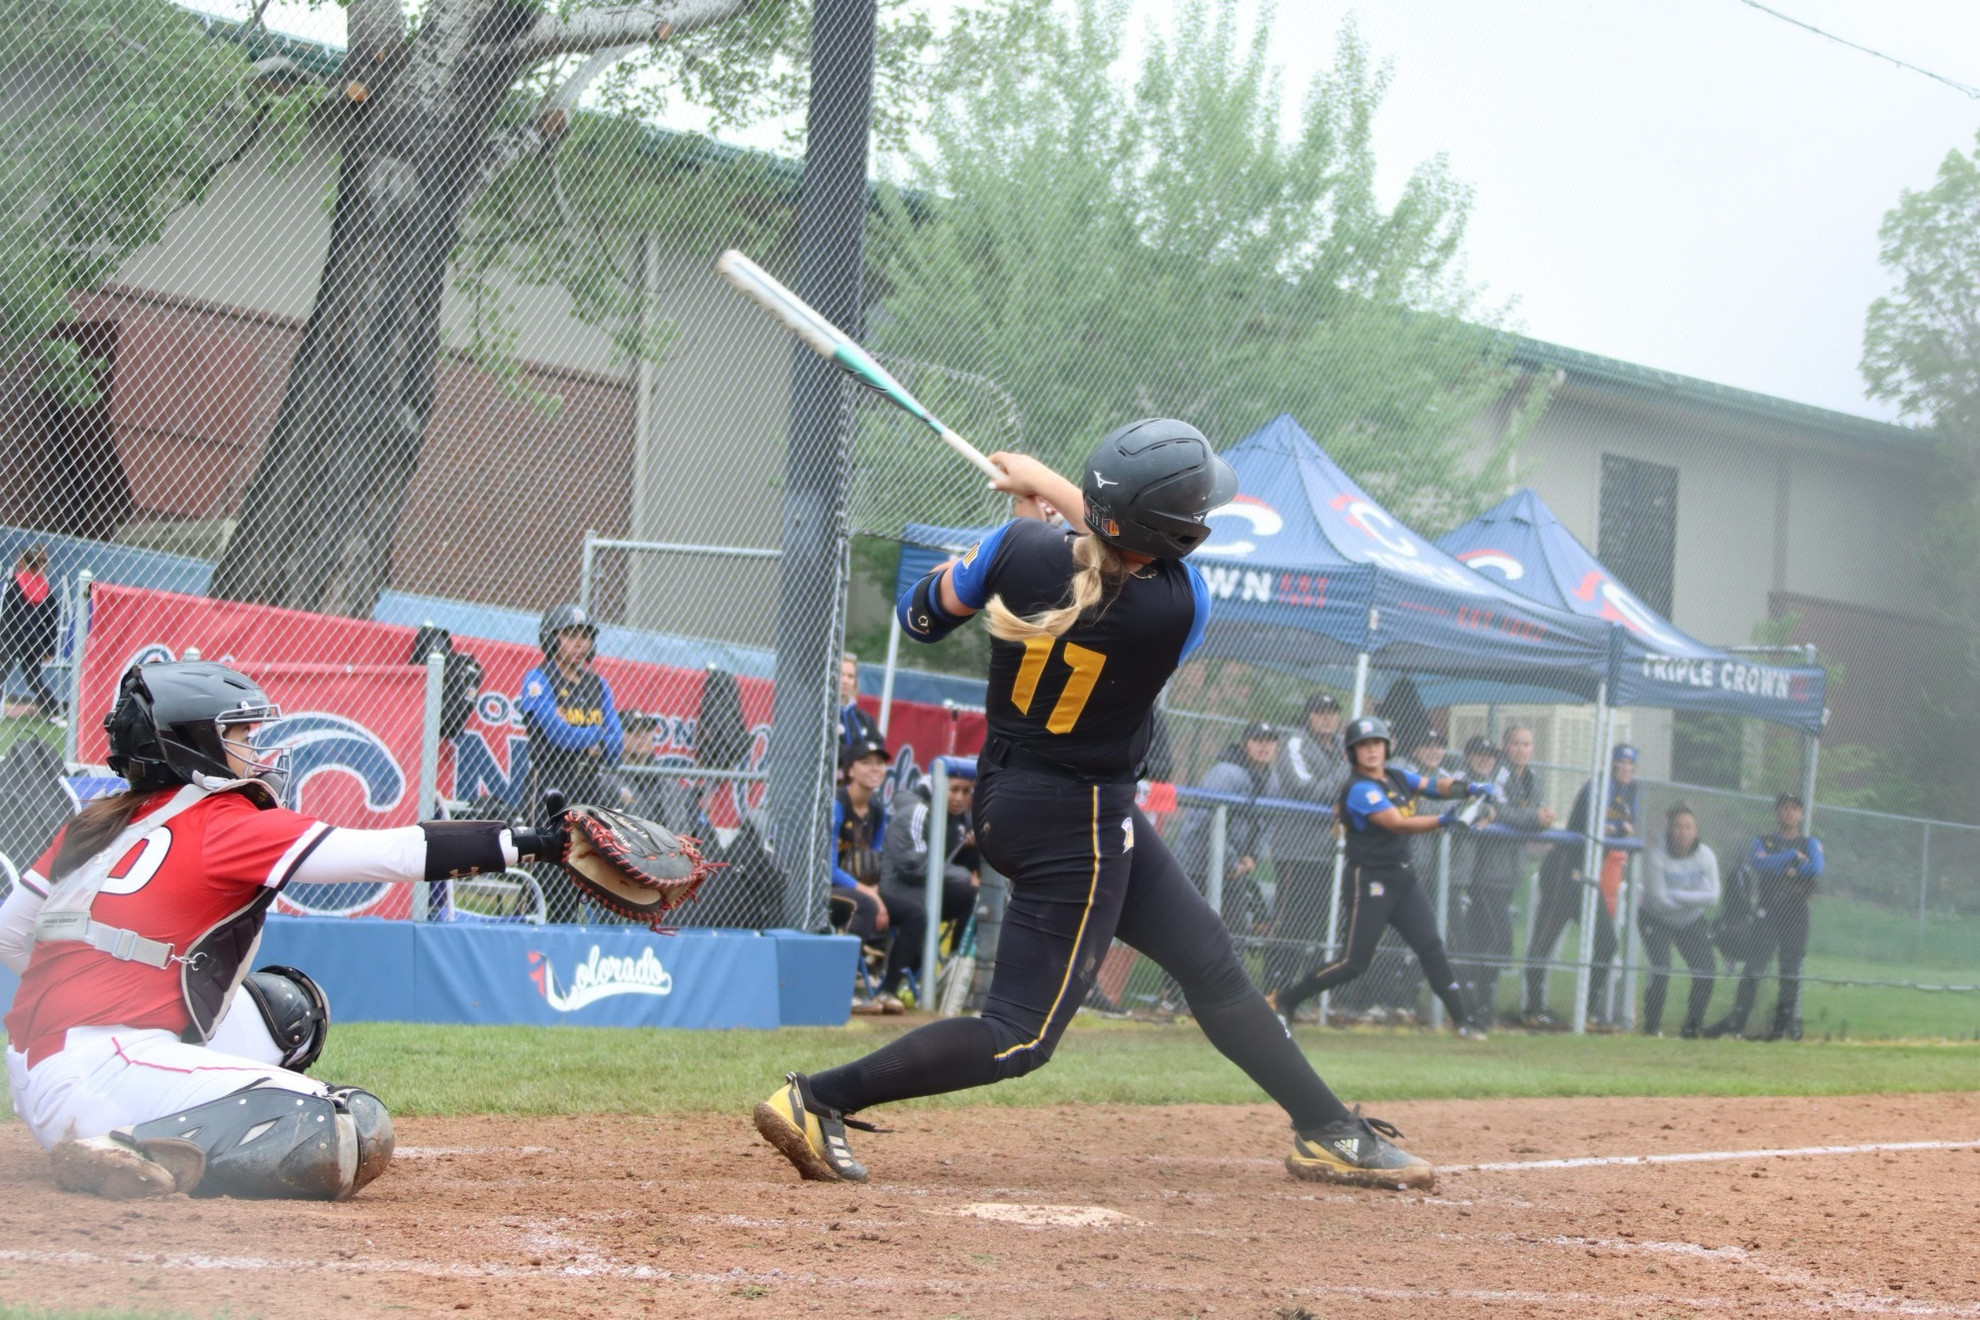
[0,877,46,974]
[284,825,522,888]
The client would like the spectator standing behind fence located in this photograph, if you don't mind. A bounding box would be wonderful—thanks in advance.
[2,547,60,724]
[1266,693,1346,997]
[831,730,903,1014]
[877,756,980,1004]
[1706,792,1823,1042]
[519,604,623,923]
[1637,802,1719,1038]
[1522,744,1639,1028]
[1457,726,1554,1023]
[1170,722,1279,932]
[838,651,883,766]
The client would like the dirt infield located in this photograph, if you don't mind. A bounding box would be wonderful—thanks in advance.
[2,1092,1977,1318]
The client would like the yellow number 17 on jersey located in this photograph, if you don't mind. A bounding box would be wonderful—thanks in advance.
[1010,636,1108,734]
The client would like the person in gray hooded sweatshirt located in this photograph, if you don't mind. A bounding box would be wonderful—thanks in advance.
[1637,801,1719,1037]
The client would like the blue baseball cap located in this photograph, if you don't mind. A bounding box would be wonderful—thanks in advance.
[1611,744,1638,763]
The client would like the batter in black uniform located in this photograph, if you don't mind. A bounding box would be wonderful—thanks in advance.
[1268,717,1492,1036]
[753,420,1434,1191]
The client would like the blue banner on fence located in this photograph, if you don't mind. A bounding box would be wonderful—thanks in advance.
[0,918,861,1031]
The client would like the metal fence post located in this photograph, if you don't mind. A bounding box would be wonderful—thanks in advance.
[878,614,902,736]
[579,529,596,616]
[63,570,92,767]
[1916,820,1932,958]
[1431,830,1451,1030]
[766,0,879,931]
[413,648,445,922]
[1207,803,1228,923]
[1322,649,1372,1022]
[922,757,948,998]
[1573,684,1610,1036]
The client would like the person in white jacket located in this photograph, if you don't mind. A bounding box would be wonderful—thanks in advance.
[1637,802,1720,1037]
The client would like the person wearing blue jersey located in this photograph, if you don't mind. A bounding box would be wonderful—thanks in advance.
[1706,792,1824,1041]
[519,604,622,923]
[753,420,1435,1192]
[1267,717,1493,1038]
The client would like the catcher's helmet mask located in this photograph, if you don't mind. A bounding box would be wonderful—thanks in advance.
[106,661,286,793]
[1081,418,1239,560]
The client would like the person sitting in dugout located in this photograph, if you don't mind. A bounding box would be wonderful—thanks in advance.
[831,730,909,1012]
[876,756,981,998]
[0,661,566,1201]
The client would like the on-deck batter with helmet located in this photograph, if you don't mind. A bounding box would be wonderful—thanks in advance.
[0,661,565,1201]
[753,418,1435,1191]
[1268,716,1494,1036]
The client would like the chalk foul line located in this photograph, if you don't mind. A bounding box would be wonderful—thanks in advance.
[1444,1138,1980,1173]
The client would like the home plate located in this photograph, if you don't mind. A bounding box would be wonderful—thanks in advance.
[931,1203,1142,1228]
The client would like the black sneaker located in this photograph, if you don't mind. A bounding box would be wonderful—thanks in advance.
[1286,1108,1434,1191]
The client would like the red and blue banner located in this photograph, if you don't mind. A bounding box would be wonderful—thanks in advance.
[76,584,986,918]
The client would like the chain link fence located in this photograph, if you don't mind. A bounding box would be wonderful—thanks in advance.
[0,0,1975,1039]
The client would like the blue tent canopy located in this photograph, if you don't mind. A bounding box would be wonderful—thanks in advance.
[1436,489,1827,734]
[899,416,1614,703]
[1188,415,1612,698]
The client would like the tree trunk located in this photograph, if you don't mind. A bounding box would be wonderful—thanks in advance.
[210,0,537,615]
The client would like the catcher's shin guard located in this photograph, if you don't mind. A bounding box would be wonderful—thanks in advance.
[128,1083,394,1199]
[1286,1108,1435,1191]
[753,1073,872,1183]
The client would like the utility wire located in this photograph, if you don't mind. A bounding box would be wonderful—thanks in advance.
[1737,0,1980,100]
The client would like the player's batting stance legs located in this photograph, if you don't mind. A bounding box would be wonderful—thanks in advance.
[755,421,1432,1192]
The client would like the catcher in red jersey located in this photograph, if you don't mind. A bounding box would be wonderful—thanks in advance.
[0,661,572,1201]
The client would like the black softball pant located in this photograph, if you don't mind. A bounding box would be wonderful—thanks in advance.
[1636,912,1715,1033]
[1522,870,1617,1017]
[1453,882,1517,1016]
[806,770,1353,1132]
[1275,863,1467,1023]
[1726,894,1810,1030]
[876,869,977,992]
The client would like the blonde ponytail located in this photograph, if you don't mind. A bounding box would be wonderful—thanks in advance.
[984,534,1128,642]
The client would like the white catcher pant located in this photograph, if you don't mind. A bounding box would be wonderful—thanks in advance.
[7,1019,324,1151]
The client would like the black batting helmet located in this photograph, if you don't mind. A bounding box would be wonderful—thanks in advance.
[105,661,282,791]
[1081,419,1238,560]
[1342,715,1392,755]
[539,603,597,658]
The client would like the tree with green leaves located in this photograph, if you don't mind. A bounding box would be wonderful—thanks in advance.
[0,0,253,405]
[4,0,927,616]
[1861,130,1980,823]
[862,0,1540,539]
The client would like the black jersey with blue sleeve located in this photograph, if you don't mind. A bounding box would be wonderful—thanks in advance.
[942,518,1210,776]
[1340,766,1438,868]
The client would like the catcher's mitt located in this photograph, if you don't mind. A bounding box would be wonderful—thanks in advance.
[560,804,715,928]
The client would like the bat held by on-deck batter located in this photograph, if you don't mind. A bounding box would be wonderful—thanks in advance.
[713,249,1003,482]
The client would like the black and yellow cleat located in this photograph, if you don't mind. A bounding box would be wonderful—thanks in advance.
[1286,1108,1434,1191]
[752,1072,873,1183]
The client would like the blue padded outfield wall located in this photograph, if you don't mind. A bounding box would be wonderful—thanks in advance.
[0,919,861,1031]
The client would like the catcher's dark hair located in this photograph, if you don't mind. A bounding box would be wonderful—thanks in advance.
[1664,800,1700,858]
[51,789,155,882]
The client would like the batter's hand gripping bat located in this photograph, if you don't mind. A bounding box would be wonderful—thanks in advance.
[714,249,1003,482]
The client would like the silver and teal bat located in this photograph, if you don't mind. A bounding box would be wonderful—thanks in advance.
[714,249,1002,481]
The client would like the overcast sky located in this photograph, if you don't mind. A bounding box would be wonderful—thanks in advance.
[248,0,1980,421]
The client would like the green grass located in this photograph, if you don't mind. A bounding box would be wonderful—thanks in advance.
[1807,894,1980,969]
[27,1018,1947,1118]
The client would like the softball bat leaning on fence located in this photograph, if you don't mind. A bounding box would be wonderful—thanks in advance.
[714,249,1003,482]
